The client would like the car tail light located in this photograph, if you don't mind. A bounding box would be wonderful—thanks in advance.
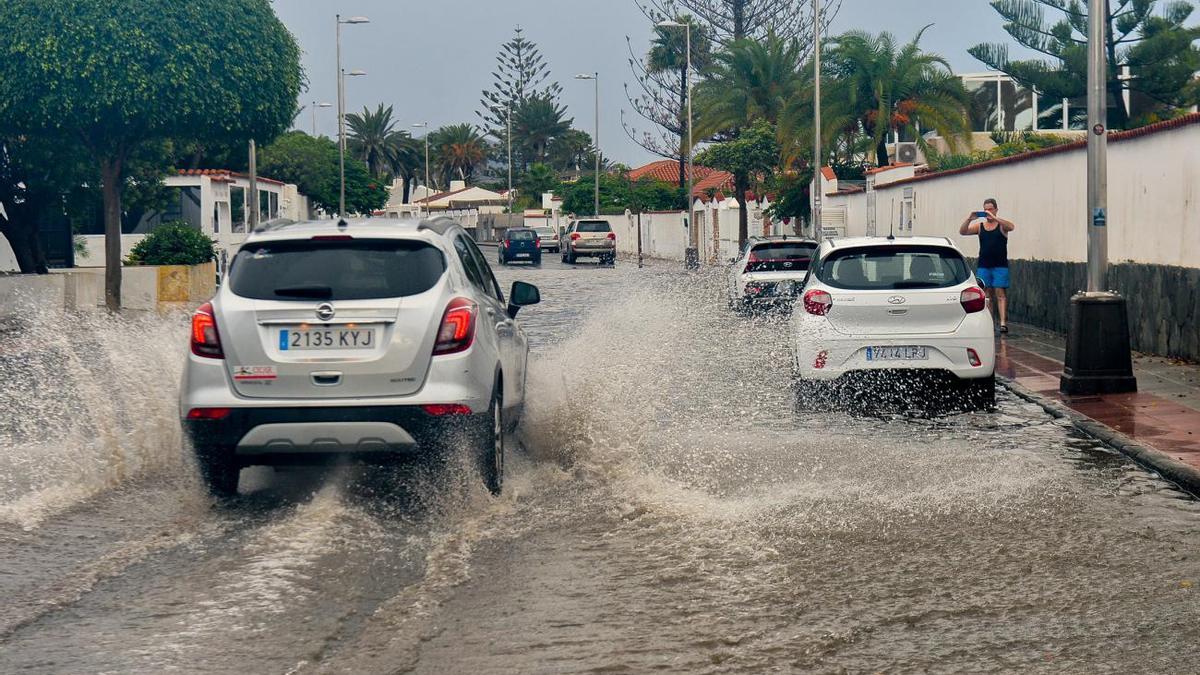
[960,286,987,314]
[421,404,473,416]
[803,289,833,316]
[187,407,231,420]
[606,232,616,240]
[535,238,541,247]
[502,239,510,248]
[433,298,477,356]
[570,233,581,241]
[191,302,224,359]
[814,350,829,369]
[967,348,982,367]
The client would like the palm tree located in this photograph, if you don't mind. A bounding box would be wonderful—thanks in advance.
[430,123,489,184]
[646,16,712,198]
[346,104,401,179]
[825,27,971,167]
[547,128,594,175]
[386,130,422,202]
[512,94,573,168]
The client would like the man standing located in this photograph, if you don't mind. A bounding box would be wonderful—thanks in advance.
[959,198,1017,333]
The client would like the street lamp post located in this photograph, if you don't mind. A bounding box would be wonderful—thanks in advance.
[812,0,823,242]
[575,73,601,216]
[1059,0,1136,395]
[336,14,369,218]
[507,103,514,217]
[657,19,696,269]
[312,101,333,136]
[412,122,430,217]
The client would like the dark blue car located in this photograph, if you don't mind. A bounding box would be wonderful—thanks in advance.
[498,228,542,266]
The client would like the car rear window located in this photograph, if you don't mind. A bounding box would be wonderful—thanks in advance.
[508,230,537,241]
[816,245,969,290]
[747,242,816,272]
[229,239,446,301]
[534,228,555,236]
[576,221,611,233]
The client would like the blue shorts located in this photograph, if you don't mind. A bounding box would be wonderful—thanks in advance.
[977,267,1010,289]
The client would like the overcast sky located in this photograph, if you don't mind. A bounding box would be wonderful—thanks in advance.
[274,0,1028,167]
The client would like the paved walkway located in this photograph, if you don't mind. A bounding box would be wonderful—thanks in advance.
[997,323,1200,468]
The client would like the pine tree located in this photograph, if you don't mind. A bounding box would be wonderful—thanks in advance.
[477,27,563,143]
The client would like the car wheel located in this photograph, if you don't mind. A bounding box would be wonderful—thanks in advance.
[565,250,576,265]
[793,378,833,412]
[478,385,504,495]
[965,375,997,411]
[195,447,239,498]
[533,256,542,266]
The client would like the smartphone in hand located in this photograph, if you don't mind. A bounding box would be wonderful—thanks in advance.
[975,211,988,219]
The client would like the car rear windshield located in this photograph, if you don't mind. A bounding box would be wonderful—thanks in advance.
[576,221,611,233]
[534,228,555,235]
[229,239,446,301]
[816,245,969,290]
[746,242,816,272]
[507,230,537,241]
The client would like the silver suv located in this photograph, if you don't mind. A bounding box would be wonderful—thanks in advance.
[561,219,616,265]
[180,217,540,497]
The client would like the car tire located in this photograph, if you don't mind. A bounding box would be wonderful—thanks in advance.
[533,255,542,266]
[965,375,997,411]
[793,378,833,412]
[565,250,576,265]
[195,447,239,498]
[477,385,504,495]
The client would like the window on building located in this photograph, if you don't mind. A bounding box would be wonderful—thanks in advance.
[231,186,247,233]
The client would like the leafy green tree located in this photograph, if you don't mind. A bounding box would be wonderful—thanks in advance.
[125,221,216,266]
[259,132,386,216]
[0,0,301,309]
[561,173,682,215]
[694,120,780,246]
[548,129,597,174]
[826,27,971,167]
[520,163,561,201]
[969,0,1200,129]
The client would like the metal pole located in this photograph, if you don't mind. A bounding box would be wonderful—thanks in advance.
[1087,0,1108,292]
[507,103,513,217]
[248,140,259,230]
[685,23,698,268]
[424,133,430,208]
[337,16,346,217]
[593,73,600,216]
[637,211,643,268]
[812,0,823,241]
[312,101,318,136]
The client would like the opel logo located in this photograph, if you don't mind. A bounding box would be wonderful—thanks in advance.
[887,296,907,305]
[315,303,336,321]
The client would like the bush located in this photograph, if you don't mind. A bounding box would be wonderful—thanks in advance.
[125,221,217,266]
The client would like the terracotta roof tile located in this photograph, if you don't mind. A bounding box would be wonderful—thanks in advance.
[176,169,285,186]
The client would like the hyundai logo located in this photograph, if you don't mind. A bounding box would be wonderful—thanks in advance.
[315,303,336,321]
[887,296,907,305]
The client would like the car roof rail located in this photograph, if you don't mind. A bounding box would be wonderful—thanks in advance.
[417,216,458,237]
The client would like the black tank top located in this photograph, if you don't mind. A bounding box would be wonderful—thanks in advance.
[978,224,1008,268]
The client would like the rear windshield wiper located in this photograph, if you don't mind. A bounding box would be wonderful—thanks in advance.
[274,285,334,299]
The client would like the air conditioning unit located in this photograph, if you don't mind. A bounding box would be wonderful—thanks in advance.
[894,142,920,164]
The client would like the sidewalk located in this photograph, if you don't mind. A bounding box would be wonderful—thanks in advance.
[997,323,1200,490]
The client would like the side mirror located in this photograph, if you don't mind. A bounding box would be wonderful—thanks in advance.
[507,281,541,318]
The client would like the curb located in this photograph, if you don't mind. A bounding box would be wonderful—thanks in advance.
[999,377,1200,498]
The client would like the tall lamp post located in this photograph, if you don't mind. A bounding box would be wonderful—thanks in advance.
[812,0,823,242]
[1059,0,1136,395]
[412,122,431,216]
[336,14,369,217]
[574,73,600,216]
[312,101,333,136]
[657,19,696,269]
[507,103,514,217]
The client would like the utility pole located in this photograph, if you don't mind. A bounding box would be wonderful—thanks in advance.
[812,0,823,242]
[658,19,696,269]
[248,140,259,230]
[1059,0,1136,395]
[336,15,369,218]
[507,102,514,219]
[575,73,601,216]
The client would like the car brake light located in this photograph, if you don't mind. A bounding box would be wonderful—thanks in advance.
[191,302,224,359]
[535,238,541,247]
[814,350,829,369]
[421,404,473,416]
[187,407,231,420]
[960,286,987,314]
[803,289,833,316]
[967,348,982,367]
[570,233,581,241]
[312,235,354,241]
[606,232,616,240]
[503,240,510,248]
[433,298,477,356]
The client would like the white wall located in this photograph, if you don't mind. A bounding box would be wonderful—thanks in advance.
[832,119,1200,267]
[77,234,146,269]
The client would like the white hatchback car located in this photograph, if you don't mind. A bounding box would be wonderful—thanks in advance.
[791,236,995,409]
[727,236,818,313]
[180,217,540,497]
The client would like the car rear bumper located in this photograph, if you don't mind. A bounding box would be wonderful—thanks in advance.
[793,332,995,382]
[183,405,486,462]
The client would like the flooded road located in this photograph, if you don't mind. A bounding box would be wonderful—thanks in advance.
[3,256,1200,673]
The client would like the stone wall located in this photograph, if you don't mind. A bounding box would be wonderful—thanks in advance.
[997,259,1200,362]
